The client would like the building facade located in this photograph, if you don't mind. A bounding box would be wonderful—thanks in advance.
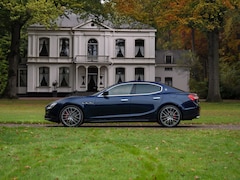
[155,50,191,92]
[19,13,190,96]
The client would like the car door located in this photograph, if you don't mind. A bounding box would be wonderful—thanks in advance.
[89,83,133,119]
[130,83,163,117]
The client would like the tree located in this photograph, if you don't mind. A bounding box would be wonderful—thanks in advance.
[108,0,240,101]
[0,0,64,98]
[0,0,104,98]
[152,0,224,101]
[0,24,10,96]
[0,49,8,95]
[190,1,225,102]
[181,0,240,101]
[220,7,240,99]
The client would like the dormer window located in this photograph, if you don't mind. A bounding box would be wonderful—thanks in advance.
[39,38,49,57]
[165,55,173,64]
[116,39,125,57]
[135,39,144,57]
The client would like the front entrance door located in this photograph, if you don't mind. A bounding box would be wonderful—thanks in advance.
[88,67,98,92]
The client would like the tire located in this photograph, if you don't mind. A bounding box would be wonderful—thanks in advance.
[158,105,181,127]
[60,105,84,127]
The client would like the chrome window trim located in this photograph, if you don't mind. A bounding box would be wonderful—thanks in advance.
[97,82,163,97]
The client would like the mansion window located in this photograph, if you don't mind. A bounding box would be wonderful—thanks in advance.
[60,38,69,57]
[88,39,98,57]
[155,77,161,82]
[135,39,144,57]
[165,77,172,86]
[165,67,173,71]
[59,67,70,87]
[135,68,144,81]
[116,68,125,83]
[39,67,49,86]
[19,69,27,87]
[116,39,125,57]
[39,38,49,56]
[165,55,173,64]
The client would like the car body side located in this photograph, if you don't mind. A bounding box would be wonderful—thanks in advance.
[45,83,200,123]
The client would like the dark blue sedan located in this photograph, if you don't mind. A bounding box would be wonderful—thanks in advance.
[45,81,200,127]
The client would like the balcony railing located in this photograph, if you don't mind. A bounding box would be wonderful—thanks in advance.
[74,55,109,63]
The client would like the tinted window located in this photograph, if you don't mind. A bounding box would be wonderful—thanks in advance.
[108,84,133,95]
[133,84,161,94]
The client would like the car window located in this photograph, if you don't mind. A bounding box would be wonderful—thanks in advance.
[133,84,162,94]
[108,84,133,95]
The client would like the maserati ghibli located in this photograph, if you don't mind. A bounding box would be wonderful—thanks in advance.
[45,81,200,127]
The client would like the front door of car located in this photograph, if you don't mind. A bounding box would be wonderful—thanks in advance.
[89,84,134,119]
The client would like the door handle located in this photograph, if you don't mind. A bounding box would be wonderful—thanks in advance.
[153,97,161,100]
[121,98,129,102]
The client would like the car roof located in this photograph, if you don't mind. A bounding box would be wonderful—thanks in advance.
[121,81,162,85]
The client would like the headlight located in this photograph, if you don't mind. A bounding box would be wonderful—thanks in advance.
[47,102,57,110]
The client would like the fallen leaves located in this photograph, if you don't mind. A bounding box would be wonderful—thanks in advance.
[24,165,31,169]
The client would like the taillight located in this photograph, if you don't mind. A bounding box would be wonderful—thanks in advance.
[188,93,199,101]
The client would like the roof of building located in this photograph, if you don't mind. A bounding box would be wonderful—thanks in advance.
[155,50,192,64]
[30,11,155,30]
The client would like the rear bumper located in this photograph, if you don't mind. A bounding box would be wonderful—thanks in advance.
[182,107,200,120]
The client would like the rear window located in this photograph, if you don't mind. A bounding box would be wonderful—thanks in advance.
[133,84,162,94]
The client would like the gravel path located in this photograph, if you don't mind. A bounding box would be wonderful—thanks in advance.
[1,123,240,130]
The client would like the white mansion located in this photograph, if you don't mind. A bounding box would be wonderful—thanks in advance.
[18,13,190,96]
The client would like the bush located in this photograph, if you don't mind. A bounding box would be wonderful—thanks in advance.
[220,61,240,99]
[189,78,208,98]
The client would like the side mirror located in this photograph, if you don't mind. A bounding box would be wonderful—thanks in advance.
[102,91,109,96]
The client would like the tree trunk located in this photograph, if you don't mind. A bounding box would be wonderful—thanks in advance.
[206,30,222,102]
[191,27,195,53]
[3,22,21,98]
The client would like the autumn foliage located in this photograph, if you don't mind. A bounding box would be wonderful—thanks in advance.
[105,0,240,100]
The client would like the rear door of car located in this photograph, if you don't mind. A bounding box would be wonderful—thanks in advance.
[130,83,163,117]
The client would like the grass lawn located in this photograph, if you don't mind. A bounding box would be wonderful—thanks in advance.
[0,98,239,125]
[0,99,240,179]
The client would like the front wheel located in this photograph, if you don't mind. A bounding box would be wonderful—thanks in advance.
[158,105,181,127]
[60,105,84,127]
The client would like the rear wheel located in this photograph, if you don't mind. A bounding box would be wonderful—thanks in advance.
[60,105,84,127]
[158,105,181,127]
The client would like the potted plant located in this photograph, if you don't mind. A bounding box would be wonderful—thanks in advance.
[52,80,58,97]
